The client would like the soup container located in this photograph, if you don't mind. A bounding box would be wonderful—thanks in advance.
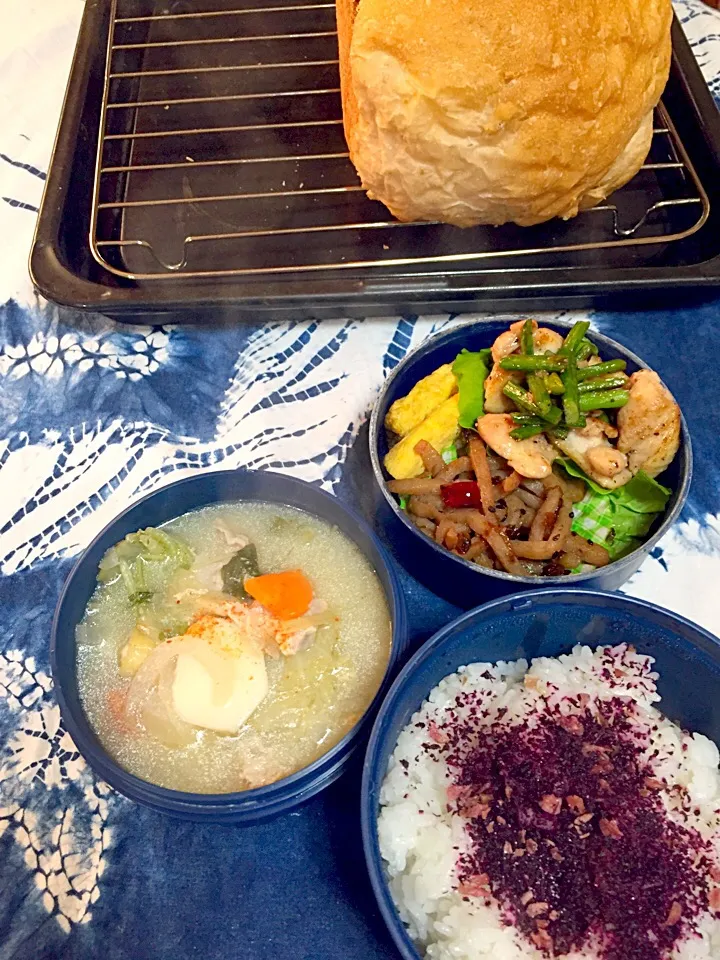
[51,469,408,823]
[361,588,720,960]
[369,320,692,608]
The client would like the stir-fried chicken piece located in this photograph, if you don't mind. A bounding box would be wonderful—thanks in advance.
[484,366,519,413]
[554,417,632,490]
[477,414,556,479]
[616,370,681,478]
[491,320,564,364]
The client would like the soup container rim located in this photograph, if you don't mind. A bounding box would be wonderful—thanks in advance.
[359,587,720,960]
[51,468,408,818]
[369,317,692,587]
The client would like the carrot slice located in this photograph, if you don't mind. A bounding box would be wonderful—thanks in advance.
[244,570,313,621]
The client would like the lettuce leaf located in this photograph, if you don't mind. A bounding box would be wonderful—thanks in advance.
[452,349,491,429]
[603,504,657,560]
[555,457,611,496]
[555,458,672,560]
[607,535,645,561]
[556,458,671,511]
[615,471,672,513]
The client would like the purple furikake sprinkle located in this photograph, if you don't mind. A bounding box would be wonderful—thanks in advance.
[430,695,713,960]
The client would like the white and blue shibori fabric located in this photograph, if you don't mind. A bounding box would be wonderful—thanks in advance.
[0,1,719,958]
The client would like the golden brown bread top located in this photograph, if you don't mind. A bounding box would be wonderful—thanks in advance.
[337,0,672,226]
[352,0,669,114]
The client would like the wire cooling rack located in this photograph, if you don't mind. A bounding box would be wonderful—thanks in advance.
[89,0,711,281]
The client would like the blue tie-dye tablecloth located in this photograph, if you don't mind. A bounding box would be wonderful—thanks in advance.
[1,2,720,958]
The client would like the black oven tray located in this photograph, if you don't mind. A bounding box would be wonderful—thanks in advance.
[30,0,720,322]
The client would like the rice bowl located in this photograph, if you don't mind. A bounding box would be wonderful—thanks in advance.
[361,589,720,960]
[378,643,720,959]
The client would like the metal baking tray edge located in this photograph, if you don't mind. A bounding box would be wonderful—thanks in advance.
[29,3,720,323]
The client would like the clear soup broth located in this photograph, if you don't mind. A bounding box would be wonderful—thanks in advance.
[76,502,392,793]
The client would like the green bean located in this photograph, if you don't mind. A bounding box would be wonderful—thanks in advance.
[527,374,551,414]
[576,341,592,362]
[578,389,630,412]
[510,424,546,440]
[503,381,541,414]
[499,355,565,372]
[543,405,563,426]
[513,414,568,440]
[577,373,629,394]
[544,372,565,395]
[521,319,534,356]
[560,321,591,357]
[502,347,625,377]
[561,353,585,428]
[576,338,599,362]
[576,359,627,381]
[503,382,562,424]
[511,413,544,425]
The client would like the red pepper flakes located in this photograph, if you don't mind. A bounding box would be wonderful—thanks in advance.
[427,694,711,960]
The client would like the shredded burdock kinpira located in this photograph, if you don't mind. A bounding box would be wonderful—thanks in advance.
[387,432,607,576]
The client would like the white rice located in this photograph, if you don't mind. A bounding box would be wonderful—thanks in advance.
[378,644,720,960]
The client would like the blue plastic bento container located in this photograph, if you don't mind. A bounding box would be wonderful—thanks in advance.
[369,320,692,608]
[360,589,720,960]
[51,469,408,823]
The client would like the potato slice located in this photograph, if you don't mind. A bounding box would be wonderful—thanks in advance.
[118,628,157,678]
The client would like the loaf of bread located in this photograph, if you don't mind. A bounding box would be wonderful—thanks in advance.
[336,0,672,227]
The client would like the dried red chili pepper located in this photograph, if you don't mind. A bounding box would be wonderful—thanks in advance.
[440,481,482,509]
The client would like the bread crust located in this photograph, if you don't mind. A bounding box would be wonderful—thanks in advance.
[336,0,360,149]
[335,0,672,226]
